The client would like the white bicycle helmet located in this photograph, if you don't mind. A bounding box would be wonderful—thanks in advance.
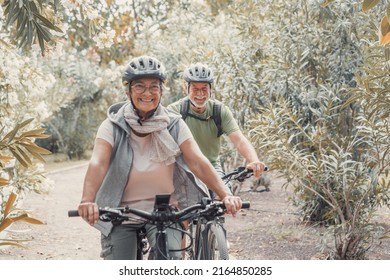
[183,63,214,83]
[122,56,166,86]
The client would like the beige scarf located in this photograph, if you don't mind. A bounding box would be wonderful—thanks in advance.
[124,103,181,165]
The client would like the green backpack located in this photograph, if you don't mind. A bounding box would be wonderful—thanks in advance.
[179,98,223,137]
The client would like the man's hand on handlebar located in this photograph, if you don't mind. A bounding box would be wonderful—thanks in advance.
[78,201,99,225]
[221,195,242,216]
[246,161,267,178]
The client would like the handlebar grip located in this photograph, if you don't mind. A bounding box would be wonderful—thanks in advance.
[68,210,80,217]
[242,201,250,209]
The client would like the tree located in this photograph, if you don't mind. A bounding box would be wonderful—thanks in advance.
[138,0,388,259]
[1,0,63,54]
[0,43,54,246]
[1,0,66,246]
[322,0,390,45]
[247,0,390,259]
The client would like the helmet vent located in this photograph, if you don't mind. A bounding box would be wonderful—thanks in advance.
[183,63,214,83]
[122,56,166,84]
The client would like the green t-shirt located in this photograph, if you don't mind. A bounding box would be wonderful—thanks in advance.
[167,98,239,167]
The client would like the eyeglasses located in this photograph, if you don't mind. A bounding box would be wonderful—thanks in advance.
[131,84,161,94]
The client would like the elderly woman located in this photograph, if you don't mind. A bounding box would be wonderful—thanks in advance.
[77,56,242,260]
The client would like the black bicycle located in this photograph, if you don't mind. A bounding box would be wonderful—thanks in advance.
[68,194,249,260]
[185,166,268,260]
[224,165,269,195]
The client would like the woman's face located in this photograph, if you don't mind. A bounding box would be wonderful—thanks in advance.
[128,78,162,116]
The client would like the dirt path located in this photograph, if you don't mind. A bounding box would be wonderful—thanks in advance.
[1,164,390,260]
[0,163,101,260]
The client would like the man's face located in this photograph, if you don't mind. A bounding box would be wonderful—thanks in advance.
[129,78,162,115]
[188,82,211,108]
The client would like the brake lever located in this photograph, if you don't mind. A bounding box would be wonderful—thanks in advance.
[236,166,269,181]
[234,168,253,182]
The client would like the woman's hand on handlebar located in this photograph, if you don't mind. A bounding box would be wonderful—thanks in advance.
[78,201,99,225]
[246,161,267,178]
[222,195,242,216]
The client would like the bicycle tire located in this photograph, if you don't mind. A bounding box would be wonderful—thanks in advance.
[205,221,229,260]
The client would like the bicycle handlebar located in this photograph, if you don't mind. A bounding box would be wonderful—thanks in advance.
[68,200,250,221]
[221,165,268,182]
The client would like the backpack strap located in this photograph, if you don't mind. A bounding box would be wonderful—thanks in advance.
[180,98,210,122]
[212,102,223,137]
[180,98,190,121]
[180,98,223,138]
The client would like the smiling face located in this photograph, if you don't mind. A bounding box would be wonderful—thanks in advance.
[128,78,162,117]
[187,82,211,111]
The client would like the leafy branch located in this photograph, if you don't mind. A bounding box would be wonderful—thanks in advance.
[322,0,390,45]
[2,0,63,54]
[0,118,51,187]
[0,192,44,247]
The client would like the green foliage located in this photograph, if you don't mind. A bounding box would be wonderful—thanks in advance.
[35,49,120,158]
[0,119,50,247]
[323,0,390,45]
[0,118,52,191]
[249,94,388,259]
[2,0,389,260]
[0,192,44,248]
[2,0,62,54]
[43,95,104,159]
[245,0,390,259]
[0,118,51,167]
[134,5,388,263]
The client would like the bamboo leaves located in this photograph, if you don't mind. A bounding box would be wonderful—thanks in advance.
[2,0,62,54]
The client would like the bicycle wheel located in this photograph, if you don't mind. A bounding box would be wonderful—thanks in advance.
[205,221,229,260]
